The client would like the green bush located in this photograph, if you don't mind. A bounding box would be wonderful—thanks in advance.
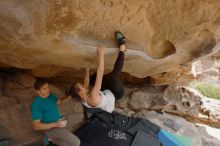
[191,81,220,100]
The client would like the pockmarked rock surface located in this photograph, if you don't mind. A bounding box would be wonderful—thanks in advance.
[1,0,220,78]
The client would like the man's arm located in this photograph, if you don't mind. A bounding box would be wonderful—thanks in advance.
[32,119,65,130]
[32,120,58,131]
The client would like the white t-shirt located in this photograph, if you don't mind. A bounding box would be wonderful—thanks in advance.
[82,89,115,113]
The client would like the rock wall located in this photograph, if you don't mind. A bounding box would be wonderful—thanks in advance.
[1,1,220,145]
[0,73,220,145]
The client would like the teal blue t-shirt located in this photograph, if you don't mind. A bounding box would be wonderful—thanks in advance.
[31,93,62,123]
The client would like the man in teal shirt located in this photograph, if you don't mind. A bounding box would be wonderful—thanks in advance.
[31,79,80,146]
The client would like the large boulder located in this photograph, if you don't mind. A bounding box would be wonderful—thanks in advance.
[0,0,220,78]
[0,103,42,145]
[0,77,3,96]
[116,84,220,128]
[0,95,18,108]
[129,85,167,110]
[3,74,36,103]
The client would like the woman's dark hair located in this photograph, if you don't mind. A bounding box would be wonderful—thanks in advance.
[34,79,48,90]
[68,81,79,98]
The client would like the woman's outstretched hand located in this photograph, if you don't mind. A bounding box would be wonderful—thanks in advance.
[97,45,105,56]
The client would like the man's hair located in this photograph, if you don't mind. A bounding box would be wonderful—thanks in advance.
[34,79,48,90]
[68,81,78,98]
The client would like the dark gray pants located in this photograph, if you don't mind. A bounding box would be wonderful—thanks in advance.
[45,113,82,146]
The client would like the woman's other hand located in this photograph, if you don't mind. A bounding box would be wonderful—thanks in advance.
[97,45,105,56]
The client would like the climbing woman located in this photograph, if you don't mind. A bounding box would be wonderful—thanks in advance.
[69,31,126,113]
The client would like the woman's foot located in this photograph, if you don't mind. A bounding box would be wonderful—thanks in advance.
[115,31,126,51]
